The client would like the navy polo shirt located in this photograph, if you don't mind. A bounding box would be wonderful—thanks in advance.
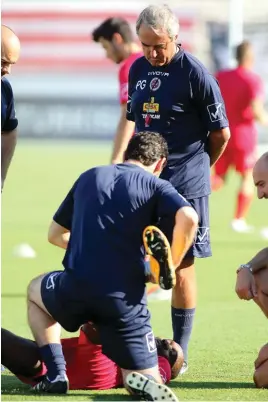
[126,48,229,198]
[53,163,189,297]
[1,78,18,132]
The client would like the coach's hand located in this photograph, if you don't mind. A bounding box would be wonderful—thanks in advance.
[235,268,257,300]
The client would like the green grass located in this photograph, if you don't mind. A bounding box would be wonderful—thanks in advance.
[2,140,268,401]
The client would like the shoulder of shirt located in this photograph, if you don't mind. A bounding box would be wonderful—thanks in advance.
[180,50,212,78]
[1,77,14,98]
[129,55,147,74]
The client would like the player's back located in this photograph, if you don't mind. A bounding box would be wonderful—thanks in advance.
[62,163,171,295]
[217,67,260,127]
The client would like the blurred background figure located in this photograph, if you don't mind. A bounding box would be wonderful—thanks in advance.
[212,41,268,234]
[1,25,20,191]
[92,17,141,164]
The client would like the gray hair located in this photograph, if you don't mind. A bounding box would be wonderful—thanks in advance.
[136,4,179,39]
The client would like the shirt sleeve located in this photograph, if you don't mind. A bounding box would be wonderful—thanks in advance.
[2,83,18,132]
[118,62,129,105]
[248,75,265,101]
[126,63,136,122]
[156,181,190,218]
[53,181,78,230]
[191,70,229,132]
[156,181,191,244]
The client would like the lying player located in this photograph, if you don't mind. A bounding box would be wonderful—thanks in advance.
[2,323,184,390]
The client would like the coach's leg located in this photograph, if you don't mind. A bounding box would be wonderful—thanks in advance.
[27,273,68,391]
[171,257,196,369]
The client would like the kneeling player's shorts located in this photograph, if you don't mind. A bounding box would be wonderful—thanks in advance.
[214,147,257,176]
[41,271,158,370]
[159,195,211,259]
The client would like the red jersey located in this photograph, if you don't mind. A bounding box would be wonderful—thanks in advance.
[217,67,264,150]
[118,52,143,105]
[18,330,171,390]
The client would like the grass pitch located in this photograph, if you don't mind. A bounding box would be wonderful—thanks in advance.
[1,140,267,401]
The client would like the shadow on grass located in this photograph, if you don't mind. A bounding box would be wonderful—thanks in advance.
[1,375,130,400]
[169,380,255,389]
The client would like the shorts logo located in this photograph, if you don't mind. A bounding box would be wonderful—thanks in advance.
[150,78,161,91]
[136,80,146,90]
[46,272,60,290]
[207,102,223,122]
[195,227,209,245]
[146,331,157,353]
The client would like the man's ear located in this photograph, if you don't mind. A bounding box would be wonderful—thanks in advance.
[112,32,123,45]
[154,158,166,174]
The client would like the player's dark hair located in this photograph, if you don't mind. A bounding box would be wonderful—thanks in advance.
[92,18,134,43]
[235,41,252,63]
[125,132,168,166]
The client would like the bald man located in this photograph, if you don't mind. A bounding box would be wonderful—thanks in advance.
[1,25,20,190]
[235,152,268,388]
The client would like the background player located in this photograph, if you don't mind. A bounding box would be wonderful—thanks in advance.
[125,4,230,373]
[213,41,268,234]
[26,132,198,397]
[1,25,20,190]
[92,18,141,163]
[2,324,184,390]
[235,152,268,388]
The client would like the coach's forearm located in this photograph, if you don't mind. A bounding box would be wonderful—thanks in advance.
[248,248,268,274]
[1,129,18,190]
[111,105,135,164]
[171,207,198,268]
[208,128,230,167]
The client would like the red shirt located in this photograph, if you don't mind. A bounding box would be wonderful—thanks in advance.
[18,330,171,390]
[118,52,143,105]
[217,67,264,150]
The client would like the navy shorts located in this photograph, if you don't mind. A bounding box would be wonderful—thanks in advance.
[159,195,211,259]
[41,271,158,370]
[186,196,211,259]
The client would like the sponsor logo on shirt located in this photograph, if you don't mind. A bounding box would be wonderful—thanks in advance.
[143,97,159,113]
[136,80,146,90]
[150,78,161,91]
[148,71,169,77]
[207,102,223,122]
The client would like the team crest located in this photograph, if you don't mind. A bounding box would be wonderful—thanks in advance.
[150,78,161,91]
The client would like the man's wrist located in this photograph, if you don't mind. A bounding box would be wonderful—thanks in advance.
[236,263,253,274]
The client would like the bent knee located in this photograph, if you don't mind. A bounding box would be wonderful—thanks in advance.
[254,360,268,388]
[27,274,45,300]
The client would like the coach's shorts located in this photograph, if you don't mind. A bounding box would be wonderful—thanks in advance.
[159,195,211,259]
[41,271,158,370]
[214,147,257,176]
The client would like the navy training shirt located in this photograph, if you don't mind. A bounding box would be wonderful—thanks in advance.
[53,163,189,298]
[1,78,18,132]
[126,48,229,199]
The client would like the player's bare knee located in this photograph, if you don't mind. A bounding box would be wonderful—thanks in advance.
[27,275,44,302]
[254,367,268,388]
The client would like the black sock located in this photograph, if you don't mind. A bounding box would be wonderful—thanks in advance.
[39,344,66,381]
[172,307,196,363]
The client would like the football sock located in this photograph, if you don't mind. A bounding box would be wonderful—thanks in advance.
[39,344,66,381]
[172,307,196,363]
[235,192,253,220]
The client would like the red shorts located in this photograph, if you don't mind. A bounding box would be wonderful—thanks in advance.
[214,147,257,176]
